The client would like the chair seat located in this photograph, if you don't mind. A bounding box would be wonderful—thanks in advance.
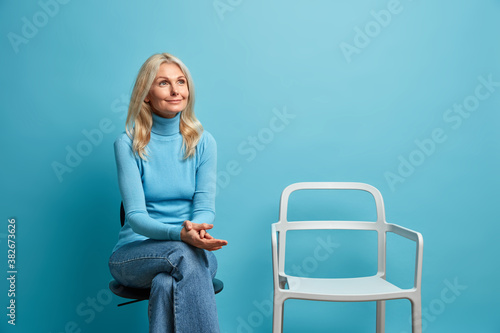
[282,275,410,301]
[109,280,150,300]
[109,278,224,304]
[212,277,224,294]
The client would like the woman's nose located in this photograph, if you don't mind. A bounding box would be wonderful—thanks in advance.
[171,86,178,95]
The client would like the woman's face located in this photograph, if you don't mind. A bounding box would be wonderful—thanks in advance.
[146,63,189,118]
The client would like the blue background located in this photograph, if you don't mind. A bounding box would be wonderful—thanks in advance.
[1,0,499,332]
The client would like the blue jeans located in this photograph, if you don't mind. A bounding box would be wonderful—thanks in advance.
[109,239,220,333]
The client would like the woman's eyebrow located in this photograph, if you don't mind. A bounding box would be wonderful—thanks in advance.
[156,75,186,80]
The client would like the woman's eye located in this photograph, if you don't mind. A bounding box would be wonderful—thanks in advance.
[178,79,186,84]
[159,81,168,86]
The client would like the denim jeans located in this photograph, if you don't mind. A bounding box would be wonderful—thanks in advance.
[109,239,220,333]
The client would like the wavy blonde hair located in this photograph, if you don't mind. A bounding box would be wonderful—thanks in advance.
[125,53,203,160]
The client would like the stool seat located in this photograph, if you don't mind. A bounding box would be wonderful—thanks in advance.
[110,278,224,306]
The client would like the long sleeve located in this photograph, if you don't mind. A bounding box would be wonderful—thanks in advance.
[114,137,183,241]
[191,132,217,225]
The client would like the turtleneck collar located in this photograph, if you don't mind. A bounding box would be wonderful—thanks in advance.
[151,112,181,136]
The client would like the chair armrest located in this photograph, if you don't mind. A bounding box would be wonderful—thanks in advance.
[271,223,286,290]
[386,223,424,290]
[387,223,421,242]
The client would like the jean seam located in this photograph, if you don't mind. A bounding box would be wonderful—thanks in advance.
[173,280,178,333]
[109,255,176,267]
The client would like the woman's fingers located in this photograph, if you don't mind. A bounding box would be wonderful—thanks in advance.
[186,222,214,231]
[199,237,228,250]
[181,224,227,250]
[198,223,213,231]
[183,220,193,231]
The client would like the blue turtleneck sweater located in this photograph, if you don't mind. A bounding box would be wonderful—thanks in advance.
[112,112,217,253]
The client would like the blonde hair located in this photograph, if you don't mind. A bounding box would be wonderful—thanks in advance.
[125,53,203,160]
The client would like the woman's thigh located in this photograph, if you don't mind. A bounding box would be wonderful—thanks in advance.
[109,239,217,289]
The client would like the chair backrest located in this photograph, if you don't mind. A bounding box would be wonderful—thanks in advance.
[275,182,389,277]
[120,202,125,227]
[279,182,386,225]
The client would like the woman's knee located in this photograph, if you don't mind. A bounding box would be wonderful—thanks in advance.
[151,272,174,294]
[174,245,212,278]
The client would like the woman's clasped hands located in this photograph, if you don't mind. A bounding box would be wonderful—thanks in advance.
[180,221,228,251]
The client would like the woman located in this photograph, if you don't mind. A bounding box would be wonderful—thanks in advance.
[108,53,228,333]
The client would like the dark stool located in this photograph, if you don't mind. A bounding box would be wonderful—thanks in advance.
[109,202,224,306]
[109,277,224,306]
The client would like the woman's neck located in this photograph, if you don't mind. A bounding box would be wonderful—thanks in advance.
[151,112,181,136]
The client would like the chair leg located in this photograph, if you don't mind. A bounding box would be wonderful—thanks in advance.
[272,296,284,333]
[376,300,385,333]
[411,297,422,333]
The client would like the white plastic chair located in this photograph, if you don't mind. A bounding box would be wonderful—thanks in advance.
[271,182,423,332]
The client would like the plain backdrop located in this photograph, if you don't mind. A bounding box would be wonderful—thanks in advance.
[1,0,499,332]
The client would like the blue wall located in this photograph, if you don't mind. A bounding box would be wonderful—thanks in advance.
[1,0,499,332]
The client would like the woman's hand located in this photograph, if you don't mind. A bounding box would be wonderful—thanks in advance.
[180,220,228,251]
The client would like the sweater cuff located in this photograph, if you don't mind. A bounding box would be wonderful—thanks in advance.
[169,225,184,241]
